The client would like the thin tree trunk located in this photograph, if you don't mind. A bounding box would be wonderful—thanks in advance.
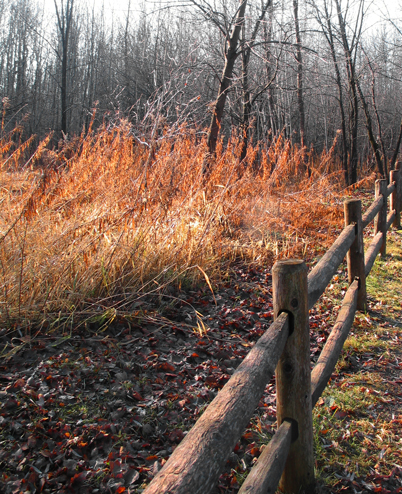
[54,0,74,136]
[293,0,305,148]
[349,81,359,184]
[61,39,68,134]
[390,119,402,169]
[204,0,248,171]
[366,51,388,178]
[263,12,277,136]
[356,76,385,178]
[240,22,251,163]
[321,0,349,184]
[335,0,360,184]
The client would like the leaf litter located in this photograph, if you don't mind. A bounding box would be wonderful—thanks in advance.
[0,233,402,493]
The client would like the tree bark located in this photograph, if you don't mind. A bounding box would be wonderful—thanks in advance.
[390,119,402,169]
[335,0,362,185]
[356,76,385,178]
[273,260,315,493]
[54,0,74,136]
[323,0,349,184]
[240,22,251,164]
[293,0,305,148]
[143,313,290,494]
[239,0,272,164]
[204,0,248,168]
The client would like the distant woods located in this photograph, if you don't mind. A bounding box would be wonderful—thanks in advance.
[1,0,402,184]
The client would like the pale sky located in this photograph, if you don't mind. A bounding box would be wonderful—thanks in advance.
[42,0,143,24]
[41,0,400,30]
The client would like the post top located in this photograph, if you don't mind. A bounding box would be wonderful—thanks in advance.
[272,259,307,273]
[273,259,304,265]
[344,198,361,205]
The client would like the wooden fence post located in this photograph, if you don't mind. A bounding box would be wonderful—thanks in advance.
[344,199,366,311]
[273,260,314,493]
[391,164,401,229]
[375,179,387,257]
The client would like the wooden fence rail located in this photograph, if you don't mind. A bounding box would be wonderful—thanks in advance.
[143,167,401,494]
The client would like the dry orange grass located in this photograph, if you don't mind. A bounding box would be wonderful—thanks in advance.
[0,119,360,334]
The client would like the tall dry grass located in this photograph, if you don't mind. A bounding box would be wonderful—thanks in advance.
[0,118,369,335]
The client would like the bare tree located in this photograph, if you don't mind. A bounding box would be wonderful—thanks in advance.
[184,0,280,172]
[334,0,363,184]
[310,0,349,182]
[203,0,248,163]
[310,0,365,183]
[54,0,74,135]
[293,0,305,148]
[355,49,386,178]
[239,0,273,163]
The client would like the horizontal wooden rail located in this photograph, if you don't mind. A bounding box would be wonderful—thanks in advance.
[311,279,359,407]
[307,224,355,309]
[238,420,293,494]
[391,168,401,228]
[387,209,396,231]
[365,232,383,277]
[387,182,396,197]
[362,195,383,228]
[375,179,387,257]
[143,171,402,494]
[143,312,290,494]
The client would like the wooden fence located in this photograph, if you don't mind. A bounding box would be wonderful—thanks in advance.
[143,163,402,494]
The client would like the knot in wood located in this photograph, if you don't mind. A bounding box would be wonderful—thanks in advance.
[283,362,293,375]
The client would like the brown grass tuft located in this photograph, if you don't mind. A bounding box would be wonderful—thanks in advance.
[0,119,365,333]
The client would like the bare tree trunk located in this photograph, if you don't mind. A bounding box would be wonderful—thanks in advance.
[390,119,402,169]
[356,75,385,178]
[124,0,131,110]
[239,0,272,164]
[349,78,359,184]
[367,52,388,178]
[335,0,362,184]
[263,11,277,136]
[293,0,305,148]
[204,0,248,170]
[54,0,74,136]
[323,0,349,184]
[240,22,251,164]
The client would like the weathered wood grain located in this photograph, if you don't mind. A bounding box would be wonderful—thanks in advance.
[391,168,401,229]
[311,279,359,407]
[365,232,383,277]
[387,210,396,232]
[386,182,396,198]
[143,312,290,494]
[307,224,355,310]
[362,195,383,229]
[273,260,315,493]
[238,420,293,494]
[375,179,387,257]
[344,199,366,310]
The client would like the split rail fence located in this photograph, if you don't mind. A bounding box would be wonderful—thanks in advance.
[143,163,402,494]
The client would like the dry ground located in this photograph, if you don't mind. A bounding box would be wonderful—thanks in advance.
[0,231,401,494]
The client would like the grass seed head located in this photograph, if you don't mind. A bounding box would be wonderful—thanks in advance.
[0,120,361,331]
